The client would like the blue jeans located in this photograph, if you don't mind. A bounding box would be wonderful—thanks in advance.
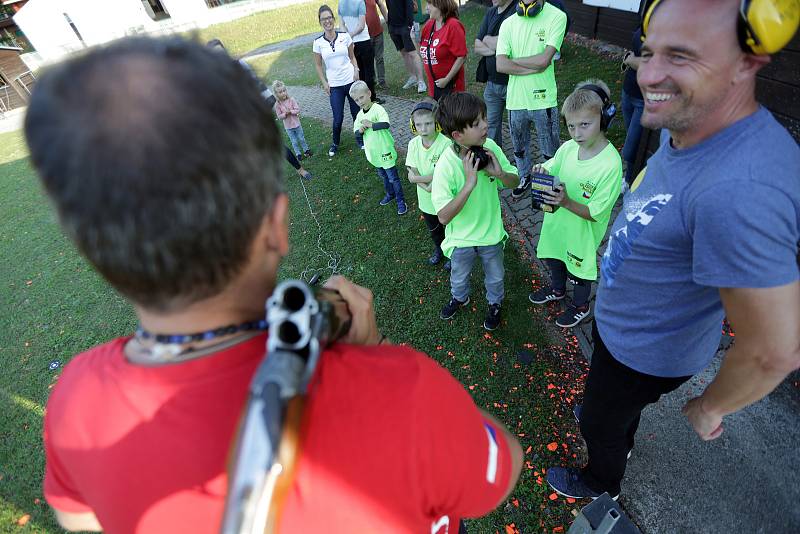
[483,81,507,147]
[621,90,645,184]
[285,125,309,156]
[329,82,360,146]
[449,243,505,305]
[376,166,405,204]
[509,107,561,178]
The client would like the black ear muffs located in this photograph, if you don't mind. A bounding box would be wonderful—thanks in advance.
[581,84,617,131]
[409,101,441,135]
[641,0,799,55]
[517,0,544,18]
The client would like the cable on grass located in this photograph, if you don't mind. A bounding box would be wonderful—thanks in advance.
[297,176,351,283]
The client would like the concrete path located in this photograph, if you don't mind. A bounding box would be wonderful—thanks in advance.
[241,32,318,60]
[285,83,800,533]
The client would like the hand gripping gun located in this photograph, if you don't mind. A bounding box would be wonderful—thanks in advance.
[220,280,351,534]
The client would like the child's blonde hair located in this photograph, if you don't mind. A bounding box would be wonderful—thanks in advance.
[348,80,370,98]
[562,79,611,118]
[271,80,287,93]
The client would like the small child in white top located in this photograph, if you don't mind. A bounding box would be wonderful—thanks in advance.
[272,80,312,160]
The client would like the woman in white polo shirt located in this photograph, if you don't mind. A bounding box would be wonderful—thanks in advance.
[313,4,362,157]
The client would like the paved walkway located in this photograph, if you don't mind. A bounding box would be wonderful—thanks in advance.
[286,83,800,533]
[241,32,318,60]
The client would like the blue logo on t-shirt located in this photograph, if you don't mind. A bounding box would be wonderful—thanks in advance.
[602,193,673,286]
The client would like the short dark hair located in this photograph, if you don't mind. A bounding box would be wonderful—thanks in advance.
[25,37,284,311]
[318,4,334,20]
[435,92,487,138]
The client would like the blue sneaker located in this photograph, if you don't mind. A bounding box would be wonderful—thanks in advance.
[328,144,338,157]
[379,194,395,206]
[397,201,408,215]
[546,467,619,501]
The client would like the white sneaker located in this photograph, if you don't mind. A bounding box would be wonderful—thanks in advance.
[417,80,427,93]
[402,76,417,90]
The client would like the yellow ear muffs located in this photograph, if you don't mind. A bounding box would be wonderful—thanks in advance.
[410,101,441,135]
[738,0,800,55]
[642,0,799,54]
[640,0,663,41]
[516,0,544,18]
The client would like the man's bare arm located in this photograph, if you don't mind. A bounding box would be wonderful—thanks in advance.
[512,46,557,71]
[376,0,388,21]
[53,509,102,532]
[473,36,495,56]
[683,281,800,440]
[495,55,536,75]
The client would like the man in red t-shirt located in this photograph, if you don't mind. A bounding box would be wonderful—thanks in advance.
[27,37,523,533]
[366,0,387,89]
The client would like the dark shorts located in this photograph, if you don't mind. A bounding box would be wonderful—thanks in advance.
[388,25,416,52]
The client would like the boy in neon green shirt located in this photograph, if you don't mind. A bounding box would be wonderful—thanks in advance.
[495,0,567,198]
[406,101,452,269]
[350,81,408,215]
[431,93,519,331]
[528,79,622,328]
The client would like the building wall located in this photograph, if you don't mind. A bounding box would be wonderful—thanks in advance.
[562,0,800,154]
[13,0,302,68]
[0,47,28,110]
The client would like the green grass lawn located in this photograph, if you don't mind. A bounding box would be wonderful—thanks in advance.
[0,115,589,532]
[191,0,339,58]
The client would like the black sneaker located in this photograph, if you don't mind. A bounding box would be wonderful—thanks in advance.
[428,248,443,265]
[546,467,619,501]
[511,174,532,199]
[328,144,338,157]
[528,287,565,304]
[296,153,304,161]
[483,303,501,331]
[555,304,591,328]
[440,296,470,320]
[304,149,314,158]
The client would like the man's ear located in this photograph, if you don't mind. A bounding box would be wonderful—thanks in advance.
[263,193,290,257]
[734,53,770,85]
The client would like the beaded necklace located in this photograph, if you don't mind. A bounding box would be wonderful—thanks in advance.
[129,319,268,364]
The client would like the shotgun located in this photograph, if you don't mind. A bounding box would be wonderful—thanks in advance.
[220,279,351,534]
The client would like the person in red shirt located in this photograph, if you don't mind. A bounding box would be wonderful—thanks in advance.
[366,0,388,89]
[26,36,523,533]
[419,0,467,100]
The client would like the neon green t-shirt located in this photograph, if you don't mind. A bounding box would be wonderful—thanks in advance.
[496,4,567,111]
[431,138,518,258]
[536,139,622,280]
[406,133,451,215]
[354,103,397,169]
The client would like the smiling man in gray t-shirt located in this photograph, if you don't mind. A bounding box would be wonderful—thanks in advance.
[546,0,800,501]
